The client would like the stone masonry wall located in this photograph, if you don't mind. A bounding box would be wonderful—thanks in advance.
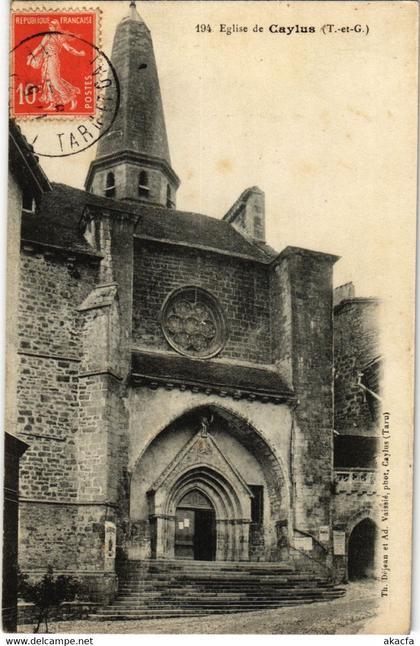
[333,488,378,529]
[16,248,99,572]
[19,502,117,601]
[334,299,380,434]
[76,372,128,511]
[132,240,271,364]
[17,250,95,357]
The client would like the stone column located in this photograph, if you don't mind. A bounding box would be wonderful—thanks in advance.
[239,520,251,561]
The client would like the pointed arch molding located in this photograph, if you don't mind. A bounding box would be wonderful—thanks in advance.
[147,428,253,560]
[345,507,378,538]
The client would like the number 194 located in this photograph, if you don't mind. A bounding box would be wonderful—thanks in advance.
[195,24,212,32]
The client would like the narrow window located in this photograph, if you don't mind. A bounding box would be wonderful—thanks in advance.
[138,170,149,198]
[105,171,115,198]
[249,485,264,524]
[22,189,36,213]
[166,183,174,208]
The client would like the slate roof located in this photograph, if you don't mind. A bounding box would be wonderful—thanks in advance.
[21,183,101,255]
[133,204,275,262]
[9,120,51,198]
[131,351,294,402]
[22,182,276,262]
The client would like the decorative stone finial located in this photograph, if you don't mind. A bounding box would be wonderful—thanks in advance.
[129,0,140,20]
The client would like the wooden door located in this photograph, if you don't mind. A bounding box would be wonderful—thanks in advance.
[174,508,195,559]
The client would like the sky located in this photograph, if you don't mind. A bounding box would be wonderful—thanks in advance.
[12,0,418,298]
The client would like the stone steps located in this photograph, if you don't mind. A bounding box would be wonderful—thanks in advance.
[113,590,344,602]
[116,583,342,594]
[121,576,329,584]
[124,571,326,582]
[90,560,345,621]
[112,596,343,608]
[114,593,343,602]
[116,588,338,597]
[119,578,331,587]
[124,560,296,574]
[128,558,294,567]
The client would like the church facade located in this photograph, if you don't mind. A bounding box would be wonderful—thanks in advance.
[11,2,381,604]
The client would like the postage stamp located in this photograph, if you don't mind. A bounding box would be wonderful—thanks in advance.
[11,10,98,117]
[10,7,120,158]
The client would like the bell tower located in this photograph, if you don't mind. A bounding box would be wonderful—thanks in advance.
[85,1,180,206]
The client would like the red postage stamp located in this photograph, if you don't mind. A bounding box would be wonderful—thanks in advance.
[11,11,98,117]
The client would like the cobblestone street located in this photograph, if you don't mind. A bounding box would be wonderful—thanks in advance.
[18,581,380,635]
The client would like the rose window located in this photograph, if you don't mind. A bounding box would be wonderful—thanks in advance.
[161,287,226,359]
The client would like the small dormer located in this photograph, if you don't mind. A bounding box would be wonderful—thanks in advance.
[223,186,265,243]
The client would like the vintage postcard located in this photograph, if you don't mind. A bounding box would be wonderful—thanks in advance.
[4,0,417,637]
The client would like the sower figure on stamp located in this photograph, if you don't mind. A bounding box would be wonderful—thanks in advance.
[26,18,85,111]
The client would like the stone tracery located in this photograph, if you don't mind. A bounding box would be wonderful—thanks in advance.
[161,286,226,359]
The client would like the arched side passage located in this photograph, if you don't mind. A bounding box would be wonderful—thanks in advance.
[347,517,378,580]
[345,508,377,537]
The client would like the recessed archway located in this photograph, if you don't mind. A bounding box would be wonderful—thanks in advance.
[348,518,377,580]
[130,404,290,562]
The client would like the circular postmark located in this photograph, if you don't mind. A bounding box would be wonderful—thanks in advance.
[11,29,120,158]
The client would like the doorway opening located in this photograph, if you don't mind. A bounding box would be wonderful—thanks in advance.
[348,518,377,580]
[175,490,216,561]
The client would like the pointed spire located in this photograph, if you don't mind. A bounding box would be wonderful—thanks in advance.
[85,1,180,205]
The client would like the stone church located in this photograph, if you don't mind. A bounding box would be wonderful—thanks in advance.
[9,1,381,614]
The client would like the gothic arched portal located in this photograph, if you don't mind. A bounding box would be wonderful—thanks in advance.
[130,404,290,562]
